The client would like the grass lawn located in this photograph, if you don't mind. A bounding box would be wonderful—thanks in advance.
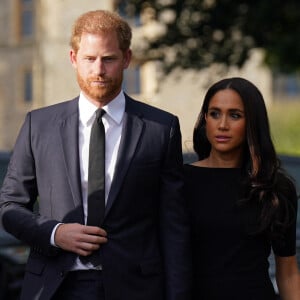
[268,101,300,157]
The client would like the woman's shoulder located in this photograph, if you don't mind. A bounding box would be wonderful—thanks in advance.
[275,169,298,203]
[183,162,210,173]
[183,163,210,178]
[183,163,203,175]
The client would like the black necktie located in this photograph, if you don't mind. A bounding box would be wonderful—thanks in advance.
[87,109,106,227]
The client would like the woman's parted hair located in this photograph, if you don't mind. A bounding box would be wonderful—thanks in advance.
[70,10,132,53]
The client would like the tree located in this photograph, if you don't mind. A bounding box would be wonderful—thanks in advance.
[243,0,300,73]
[119,0,300,74]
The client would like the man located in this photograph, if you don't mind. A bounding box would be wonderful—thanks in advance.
[0,10,191,300]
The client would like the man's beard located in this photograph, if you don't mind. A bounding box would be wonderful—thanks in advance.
[76,73,122,103]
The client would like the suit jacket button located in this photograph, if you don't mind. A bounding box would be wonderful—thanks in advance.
[60,271,65,277]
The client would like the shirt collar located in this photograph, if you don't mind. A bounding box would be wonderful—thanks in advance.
[78,91,126,126]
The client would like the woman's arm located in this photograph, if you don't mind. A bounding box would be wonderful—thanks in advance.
[275,255,300,300]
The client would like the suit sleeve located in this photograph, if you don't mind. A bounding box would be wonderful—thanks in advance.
[0,112,59,256]
[159,116,192,300]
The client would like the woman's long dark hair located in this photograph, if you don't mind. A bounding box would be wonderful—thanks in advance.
[193,77,296,238]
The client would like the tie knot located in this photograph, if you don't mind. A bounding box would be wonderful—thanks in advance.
[95,109,105,122]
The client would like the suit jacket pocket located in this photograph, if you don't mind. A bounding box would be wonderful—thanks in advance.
[139,258,163,276]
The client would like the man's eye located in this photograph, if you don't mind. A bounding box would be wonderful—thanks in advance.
[103,57,115,62]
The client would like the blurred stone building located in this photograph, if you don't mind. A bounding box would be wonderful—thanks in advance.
[0,0,273,152]
[0,0,115,150]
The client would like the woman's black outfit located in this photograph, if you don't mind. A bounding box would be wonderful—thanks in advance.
[184,165,297,300]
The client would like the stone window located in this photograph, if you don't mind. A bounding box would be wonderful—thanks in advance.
[19,0,34,39]
[24,69,33,103]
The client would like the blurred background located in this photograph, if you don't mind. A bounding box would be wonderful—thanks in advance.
[0,0,299,299]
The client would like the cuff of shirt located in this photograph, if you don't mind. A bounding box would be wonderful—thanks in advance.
[50,223,63,247]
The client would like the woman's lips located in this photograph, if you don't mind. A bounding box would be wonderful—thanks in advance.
[215,135,231,142]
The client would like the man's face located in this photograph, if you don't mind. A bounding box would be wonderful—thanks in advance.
[70,32,131,107]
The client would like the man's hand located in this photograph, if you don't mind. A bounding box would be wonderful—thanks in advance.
[54,223,107,256]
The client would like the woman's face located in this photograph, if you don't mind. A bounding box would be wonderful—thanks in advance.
[205,89,246,158]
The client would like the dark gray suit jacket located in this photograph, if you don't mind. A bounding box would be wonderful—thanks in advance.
[0,95,191,300]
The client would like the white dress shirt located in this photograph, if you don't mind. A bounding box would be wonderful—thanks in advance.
[78,91,125,224]
[51,91,125,270]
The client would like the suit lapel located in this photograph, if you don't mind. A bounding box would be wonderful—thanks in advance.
[105,101,144,216]
[59,99,83,210]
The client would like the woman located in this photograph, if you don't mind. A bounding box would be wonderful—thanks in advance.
[184,77,299,299]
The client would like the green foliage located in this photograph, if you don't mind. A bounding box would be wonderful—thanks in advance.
[121,0,300,74]
[269,102,300,156]
[243,1,300,73]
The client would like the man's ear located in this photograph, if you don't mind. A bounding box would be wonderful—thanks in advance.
[123,49,132,69]
[70,49,77,67]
